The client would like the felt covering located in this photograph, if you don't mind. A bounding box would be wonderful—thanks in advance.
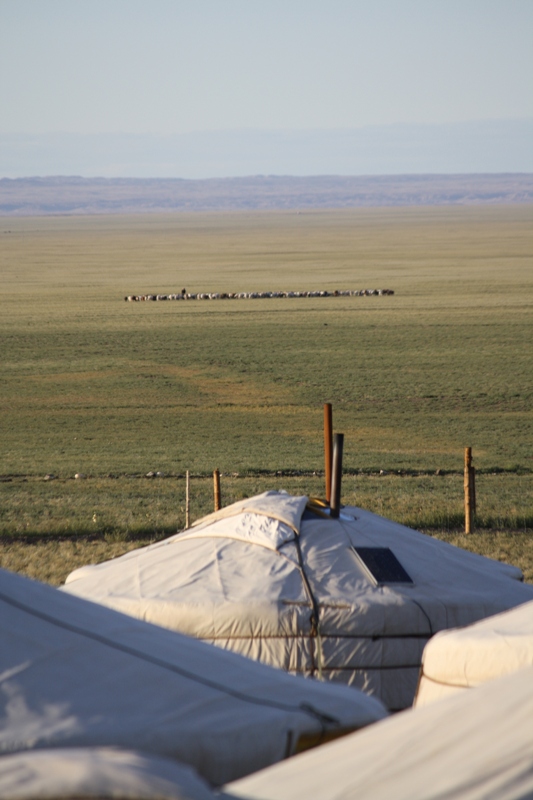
[415,598,533,706]
[225,666,533,800]
[64,491,533,710]
[0,567,386,786]
[0,747,215,800]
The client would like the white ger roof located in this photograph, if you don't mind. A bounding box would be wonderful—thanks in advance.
[225,665,533,800]
[0,748,215,800]
[416,598,533,707]
[0,567,386,787]
[63,491,533,710]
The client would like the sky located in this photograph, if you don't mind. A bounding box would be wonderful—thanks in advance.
[1,0,532,177]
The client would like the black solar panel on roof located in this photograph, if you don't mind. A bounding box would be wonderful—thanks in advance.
[352,547,413,585]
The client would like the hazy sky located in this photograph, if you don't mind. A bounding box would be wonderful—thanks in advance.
[2,0,532,135]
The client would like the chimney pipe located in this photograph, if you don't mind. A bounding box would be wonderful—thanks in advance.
[330,433,344,518]
[324,403,333,503]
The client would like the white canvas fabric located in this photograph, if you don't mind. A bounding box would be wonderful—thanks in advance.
[415,599,533,707]
[225,666,533,800]
[0,747,215,800]
[63,491,533,711]
[0,568,387,787]
[190,491,308,536]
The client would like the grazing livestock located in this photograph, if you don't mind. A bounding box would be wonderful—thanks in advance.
[123,289,395,302]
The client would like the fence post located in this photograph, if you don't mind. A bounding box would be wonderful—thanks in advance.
[185,470,190,529]
[213,468,221,512]
[324,403,333,503]
[464,448,473,533]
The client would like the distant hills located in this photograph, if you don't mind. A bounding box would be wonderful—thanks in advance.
[0,173,531,216]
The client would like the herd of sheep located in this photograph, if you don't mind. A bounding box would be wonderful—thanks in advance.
[124,288,395,302]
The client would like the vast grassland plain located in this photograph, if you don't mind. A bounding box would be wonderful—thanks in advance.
[1,206,532,582]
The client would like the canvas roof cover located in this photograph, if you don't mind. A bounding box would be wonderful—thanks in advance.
[0,747,215,800]
[415,598,533,707]
[63,490,533,711]
[224,665,533,800]
[0,567,386,787]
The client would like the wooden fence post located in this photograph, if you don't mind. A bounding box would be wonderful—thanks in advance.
[324,403,333,503]
[213,468,221,512]
[185,470,190,529]
[464,448,474,534]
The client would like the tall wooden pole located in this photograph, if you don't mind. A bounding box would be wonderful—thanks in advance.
[324,403,333,503]
[213,468,221,512]
[330,433,344,519]
[464,447,473,534]
[185,470,190,529]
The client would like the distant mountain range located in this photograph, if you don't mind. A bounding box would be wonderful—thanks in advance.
[0,173,531,216]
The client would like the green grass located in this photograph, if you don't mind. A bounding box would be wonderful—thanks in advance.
[1,473,531,585]
[1,207,532,476]
[0,206,532,582]
[1,472,531,539]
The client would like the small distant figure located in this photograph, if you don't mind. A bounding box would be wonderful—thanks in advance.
[181,288,187,296]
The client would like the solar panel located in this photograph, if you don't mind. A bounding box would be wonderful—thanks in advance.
[352,547,413,585]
